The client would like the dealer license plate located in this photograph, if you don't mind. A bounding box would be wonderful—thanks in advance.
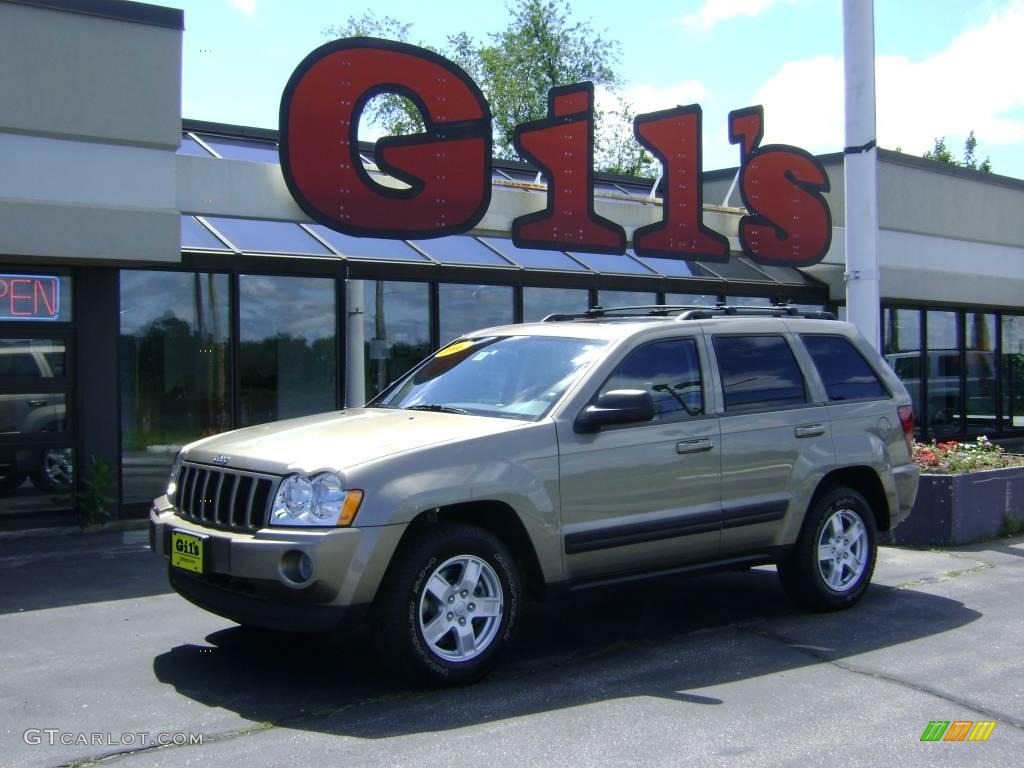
[170,531,205,574]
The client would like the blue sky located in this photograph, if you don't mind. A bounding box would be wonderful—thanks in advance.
[178,0,1024,179]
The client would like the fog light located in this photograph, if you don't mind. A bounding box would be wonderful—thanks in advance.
[280,550,314,585]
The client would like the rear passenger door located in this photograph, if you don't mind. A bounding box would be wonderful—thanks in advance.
[800,332,903,474]
[710,331,834,557]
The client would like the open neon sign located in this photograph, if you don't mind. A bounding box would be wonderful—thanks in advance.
[0,275,60,321]
[280,38,831,267]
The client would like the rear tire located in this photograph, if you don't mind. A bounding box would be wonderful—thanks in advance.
[778,486,877,611]
[375,524,521,686]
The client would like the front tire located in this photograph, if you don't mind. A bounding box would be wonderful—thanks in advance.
[376,525,521,686]
[778,486,877,611]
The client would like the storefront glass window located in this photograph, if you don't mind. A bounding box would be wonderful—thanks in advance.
[362,280,431,399]
[439,284,514,344]
[926,310,961,438]
[1003,315,1024,431]
[964,312,997,435]
[522,287,590,322]
[727,295,772,306]
[571,252,657,275]
[599,290,657,308]
[0,336,74,524]
[882,308,922,432]
[665,293,719,307]
[239,275,337,426]
[120,271,231,503]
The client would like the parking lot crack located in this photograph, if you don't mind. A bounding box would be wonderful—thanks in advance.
[743,624,1024,732]
[889,560,995,590]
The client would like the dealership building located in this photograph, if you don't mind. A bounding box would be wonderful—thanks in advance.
[1,0,1023,529]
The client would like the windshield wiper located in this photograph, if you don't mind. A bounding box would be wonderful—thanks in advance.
[405,404,472,415]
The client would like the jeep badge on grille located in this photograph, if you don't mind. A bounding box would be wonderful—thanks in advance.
[212,455,230,466]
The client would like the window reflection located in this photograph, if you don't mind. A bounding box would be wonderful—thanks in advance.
[523,287,589,322]
[0,340,66,378]
[1004,316,1024,431]
[0,445,74,521]
[965,312,997,435]
[120,271,231,503]
[883,308,922,433]
[239,275,337,426]
[439,284,513,345]
[362,280,431,399]
[599,290,656,308]
[926,310,961,437]
[665,293,719,307]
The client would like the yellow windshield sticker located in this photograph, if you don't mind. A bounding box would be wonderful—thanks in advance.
[436,341,474,358]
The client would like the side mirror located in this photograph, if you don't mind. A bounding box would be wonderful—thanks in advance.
[574,389,656,434]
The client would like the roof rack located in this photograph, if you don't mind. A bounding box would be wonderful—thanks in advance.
[541,303,836,322]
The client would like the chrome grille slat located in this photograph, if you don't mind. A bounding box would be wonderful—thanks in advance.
[233,476,253,528]
[245,476,259,529]
[251,479,272,529]
[212,472,227,526]
[227,474,242,526]
[198,471,212,522]
[174,464,276,532]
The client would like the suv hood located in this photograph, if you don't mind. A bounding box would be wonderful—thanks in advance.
[184,408,526,475]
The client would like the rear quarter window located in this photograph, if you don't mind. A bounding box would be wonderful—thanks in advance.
[713,335,808,412]
[802,335,888,401]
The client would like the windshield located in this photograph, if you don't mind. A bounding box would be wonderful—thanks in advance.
[373,335,607,420]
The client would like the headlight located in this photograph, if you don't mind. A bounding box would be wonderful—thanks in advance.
[271,473,363,527]
[166,452,184,501]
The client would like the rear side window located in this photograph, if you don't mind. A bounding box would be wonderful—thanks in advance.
[600,338,704,420]
[802,335,888,401]
[714,335,807,412]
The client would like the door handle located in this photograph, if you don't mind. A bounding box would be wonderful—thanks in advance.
[677,438,713,454]
[27,399,48,408]
[795,424,826,438]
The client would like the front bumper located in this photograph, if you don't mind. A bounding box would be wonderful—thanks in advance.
[150,497,406,632]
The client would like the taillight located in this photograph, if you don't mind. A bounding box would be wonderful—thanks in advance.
[897,405,914,455]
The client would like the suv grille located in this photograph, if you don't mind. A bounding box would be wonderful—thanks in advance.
[174,464,276,532]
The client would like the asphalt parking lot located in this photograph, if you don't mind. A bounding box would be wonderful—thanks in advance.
[1,526,1022,768]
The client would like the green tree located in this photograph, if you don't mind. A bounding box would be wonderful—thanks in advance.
[323,0,654,176]
[923,131,992,172]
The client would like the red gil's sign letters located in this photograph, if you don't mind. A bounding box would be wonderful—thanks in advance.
[280,38,831,267]
[0,275,60,321]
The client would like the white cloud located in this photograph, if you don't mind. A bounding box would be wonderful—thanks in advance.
[678,0,795,33]
[750,1,1024,156]
[229,0,257,17]
[621,81,709,114]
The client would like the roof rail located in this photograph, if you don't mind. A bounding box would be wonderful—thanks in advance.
[674,304,836,320]
[541,303,836,322]
[542,305,686,322]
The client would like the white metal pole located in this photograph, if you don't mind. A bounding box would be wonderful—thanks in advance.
[842,0,881,350]
[346,279,366,408]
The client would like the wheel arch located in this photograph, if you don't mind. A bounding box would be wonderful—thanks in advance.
[811,466,891,531]
[393,500,547,600]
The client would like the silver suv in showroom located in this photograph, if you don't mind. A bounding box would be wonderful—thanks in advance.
[150,305,919,685]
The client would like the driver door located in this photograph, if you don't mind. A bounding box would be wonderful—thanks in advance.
[556,334,722,580]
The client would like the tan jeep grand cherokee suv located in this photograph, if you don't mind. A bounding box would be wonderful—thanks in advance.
[150,305,919,685]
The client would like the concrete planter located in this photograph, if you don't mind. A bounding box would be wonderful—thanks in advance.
[889,466,1024,546]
